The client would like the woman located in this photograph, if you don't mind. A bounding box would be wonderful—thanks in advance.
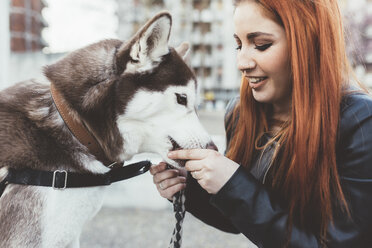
[150,0,372,247]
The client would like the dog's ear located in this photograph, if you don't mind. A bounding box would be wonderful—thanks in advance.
[116,11,172,73]
[175,42,191,66]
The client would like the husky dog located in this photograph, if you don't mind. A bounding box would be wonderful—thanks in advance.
[0,12,214,248]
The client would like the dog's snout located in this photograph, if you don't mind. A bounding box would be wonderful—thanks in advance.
[206,141,218,151]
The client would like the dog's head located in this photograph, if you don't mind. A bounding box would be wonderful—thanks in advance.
[44,12,216,168]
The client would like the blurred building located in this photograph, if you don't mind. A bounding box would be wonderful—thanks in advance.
[340,0,372,87]
[117,0,240,109]
[0,0,10,86]
[364,0,372,85]
[9,0,47,52]
[117,0,165,40]
[0,0,52,90]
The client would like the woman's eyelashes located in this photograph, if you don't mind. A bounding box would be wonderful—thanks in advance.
[234,42,273,51]
[255,43,273,51]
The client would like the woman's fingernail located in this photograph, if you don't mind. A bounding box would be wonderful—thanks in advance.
[168,151,174,158]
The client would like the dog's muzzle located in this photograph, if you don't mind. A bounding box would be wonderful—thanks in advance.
[168,137,218,168]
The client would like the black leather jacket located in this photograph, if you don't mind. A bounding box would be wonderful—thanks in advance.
[185,92,372,247]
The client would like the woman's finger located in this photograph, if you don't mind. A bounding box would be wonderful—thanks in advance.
[184,159,203,172]
[190,170,203,180]
[157,176,186,191]
[149,162,167,175]
[160,183,186,201]
[168,149,209,160]
[153,169,179,184]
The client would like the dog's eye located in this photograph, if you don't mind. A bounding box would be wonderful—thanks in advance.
[176,93,187,106]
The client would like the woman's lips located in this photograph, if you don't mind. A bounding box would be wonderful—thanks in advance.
[248,77,268,90]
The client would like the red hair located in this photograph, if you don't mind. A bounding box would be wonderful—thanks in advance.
[228,0,351,243]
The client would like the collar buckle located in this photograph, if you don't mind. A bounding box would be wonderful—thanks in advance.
[52,170,68,189]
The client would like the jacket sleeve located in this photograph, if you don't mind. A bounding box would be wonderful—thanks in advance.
[184,176,239,233]
[184,97,240,234]
[209,93,372,248]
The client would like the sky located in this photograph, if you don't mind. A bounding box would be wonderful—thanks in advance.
[42,0,118,53]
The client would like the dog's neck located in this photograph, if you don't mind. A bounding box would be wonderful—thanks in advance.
[50,83,120,168]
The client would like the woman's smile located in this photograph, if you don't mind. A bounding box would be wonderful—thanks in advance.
[246,76,268,89]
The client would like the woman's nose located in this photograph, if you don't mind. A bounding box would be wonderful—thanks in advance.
[237,48,256,72]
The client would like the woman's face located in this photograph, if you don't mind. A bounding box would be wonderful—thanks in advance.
[234,1,292,112]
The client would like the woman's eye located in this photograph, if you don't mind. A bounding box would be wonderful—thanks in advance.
[255,43,272,51]
[235,45,242,50]
[176,93,187,106]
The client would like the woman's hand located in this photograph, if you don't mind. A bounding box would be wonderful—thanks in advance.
[168,149,240,194]
[150,162,186,201]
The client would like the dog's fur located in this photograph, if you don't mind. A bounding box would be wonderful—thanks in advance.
[0,12,213,248]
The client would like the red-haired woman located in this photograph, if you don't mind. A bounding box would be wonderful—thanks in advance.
[150,0,372,247]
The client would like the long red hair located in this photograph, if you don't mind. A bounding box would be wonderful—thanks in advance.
[227,0,351,243]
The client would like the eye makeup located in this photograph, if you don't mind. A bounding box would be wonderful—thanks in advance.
[233,33,273,51]
[255,43,272,51]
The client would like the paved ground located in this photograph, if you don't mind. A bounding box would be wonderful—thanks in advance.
[81,207,256,248]
[80,110,257,247]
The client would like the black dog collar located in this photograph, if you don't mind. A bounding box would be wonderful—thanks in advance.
[0,160,151,196]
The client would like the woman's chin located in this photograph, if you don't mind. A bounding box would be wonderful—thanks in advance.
[252,91,272,104]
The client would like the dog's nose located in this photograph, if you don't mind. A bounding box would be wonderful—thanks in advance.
[206,141,218,151]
